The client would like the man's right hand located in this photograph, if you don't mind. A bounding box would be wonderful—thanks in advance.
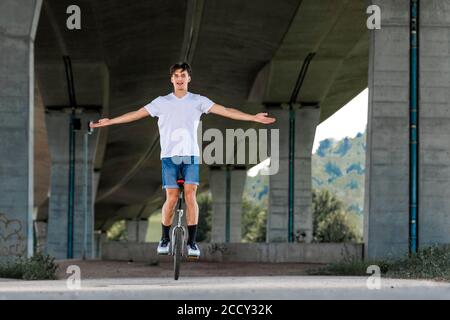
[90,118,112,128]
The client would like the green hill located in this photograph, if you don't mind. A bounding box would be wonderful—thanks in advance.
[312,130,366,217]
[243,130,366,234]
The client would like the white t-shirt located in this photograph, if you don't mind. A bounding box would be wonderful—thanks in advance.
[144,92,214,158]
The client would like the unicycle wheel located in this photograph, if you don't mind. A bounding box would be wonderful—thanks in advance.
[173,227,183,280]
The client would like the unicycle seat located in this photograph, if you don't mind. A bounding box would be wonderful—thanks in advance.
[177,179,185,187]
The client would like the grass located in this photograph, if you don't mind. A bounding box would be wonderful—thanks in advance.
[307,245,450,281]
[0,253,58,280]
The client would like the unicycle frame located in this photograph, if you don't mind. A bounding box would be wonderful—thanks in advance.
[171,180,185,280]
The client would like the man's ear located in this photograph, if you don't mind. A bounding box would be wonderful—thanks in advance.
[188,76,192,83]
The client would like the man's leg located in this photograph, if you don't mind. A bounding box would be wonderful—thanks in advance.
[161,188,180,239]
[184,184,199,245]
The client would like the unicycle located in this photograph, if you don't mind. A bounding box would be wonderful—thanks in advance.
[171,178,185,280]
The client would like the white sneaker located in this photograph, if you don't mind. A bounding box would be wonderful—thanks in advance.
[157,238,170,255]
[187,242,200,258]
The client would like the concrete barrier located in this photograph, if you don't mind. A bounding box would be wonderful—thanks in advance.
[102,242,363,264]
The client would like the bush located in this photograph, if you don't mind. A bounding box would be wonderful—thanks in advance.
[316,211,360,242]
[0,253,58,280]
[242,196,267,242]
[312,188,361,243]
[388,245,450,280]
[107,220,127,241]
[308,245,450,281]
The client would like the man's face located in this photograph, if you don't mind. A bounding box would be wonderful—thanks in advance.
[171,69,191,91]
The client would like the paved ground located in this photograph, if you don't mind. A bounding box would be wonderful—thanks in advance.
[1,276,450,300]
[1,261,449,299]
[55,260,322,279]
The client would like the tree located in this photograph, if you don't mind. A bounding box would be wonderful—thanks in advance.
[316,211,359,242]
[312,188,360,242]
[107,220,127,241]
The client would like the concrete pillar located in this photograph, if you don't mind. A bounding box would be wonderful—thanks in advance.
[266,106,320,243]
[94,231,107,259]
[126,219,148,242]
[0,0,42,262]
[364,0,410,259]
[45,110,99,259]
[34,221,47,254]
[210,167,247,243]
[419,0,450,248]
[365,0,450,259]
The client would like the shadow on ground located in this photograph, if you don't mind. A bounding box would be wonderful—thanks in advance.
[56,260,324,279]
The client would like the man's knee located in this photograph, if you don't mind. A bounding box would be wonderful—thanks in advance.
[184,186,197,204]
[165,189,179,207]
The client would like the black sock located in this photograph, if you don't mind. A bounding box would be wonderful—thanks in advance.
[187,225,198,245]
[161,224,171,240]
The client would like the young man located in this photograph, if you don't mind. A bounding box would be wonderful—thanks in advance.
[90,62,275,258]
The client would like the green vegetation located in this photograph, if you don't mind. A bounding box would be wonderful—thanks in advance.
[107,219,127,241]
[312,131,367,235]
[308,245,450,281]
[0,253,58,280]
[242,196,267,242]
[312,188,362,243]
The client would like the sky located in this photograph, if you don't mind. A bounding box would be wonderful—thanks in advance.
[312,88,368,153]
[248,88,368,177]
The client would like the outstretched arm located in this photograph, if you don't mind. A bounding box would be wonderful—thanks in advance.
[90,107,150,128]
[209,104,276,124]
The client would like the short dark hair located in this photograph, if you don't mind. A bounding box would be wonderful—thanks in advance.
[170,62,192,76]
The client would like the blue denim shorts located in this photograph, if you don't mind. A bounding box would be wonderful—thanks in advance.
[161,156,200,189]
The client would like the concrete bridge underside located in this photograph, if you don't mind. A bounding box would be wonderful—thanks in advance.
[3,0,450,261]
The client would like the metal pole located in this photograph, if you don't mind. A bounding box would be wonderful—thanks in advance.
[63,56,78,259]
[288,52,315,242]
[83,131,88,259]
[288,106,295,242]
[225,166,231,243]
[409,0,419,254]
[67,114,75,259]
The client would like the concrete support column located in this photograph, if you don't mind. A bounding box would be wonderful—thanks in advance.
[0,0,42,261]
[366,0,450,259]
[33,221,47,254]
[364,0,410,259]
[45,110,99,259]
[418,0,450,249]
[94,231,107,259]
[210,167,247,243]
[266,106,320,243]
[126,219,148,242]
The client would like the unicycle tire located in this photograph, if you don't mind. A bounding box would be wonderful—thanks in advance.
[173,227,183,280]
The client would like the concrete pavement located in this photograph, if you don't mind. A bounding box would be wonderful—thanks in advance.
[1,276,449,300]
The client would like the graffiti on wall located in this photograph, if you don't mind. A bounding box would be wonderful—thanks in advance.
[0,213,26,257]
